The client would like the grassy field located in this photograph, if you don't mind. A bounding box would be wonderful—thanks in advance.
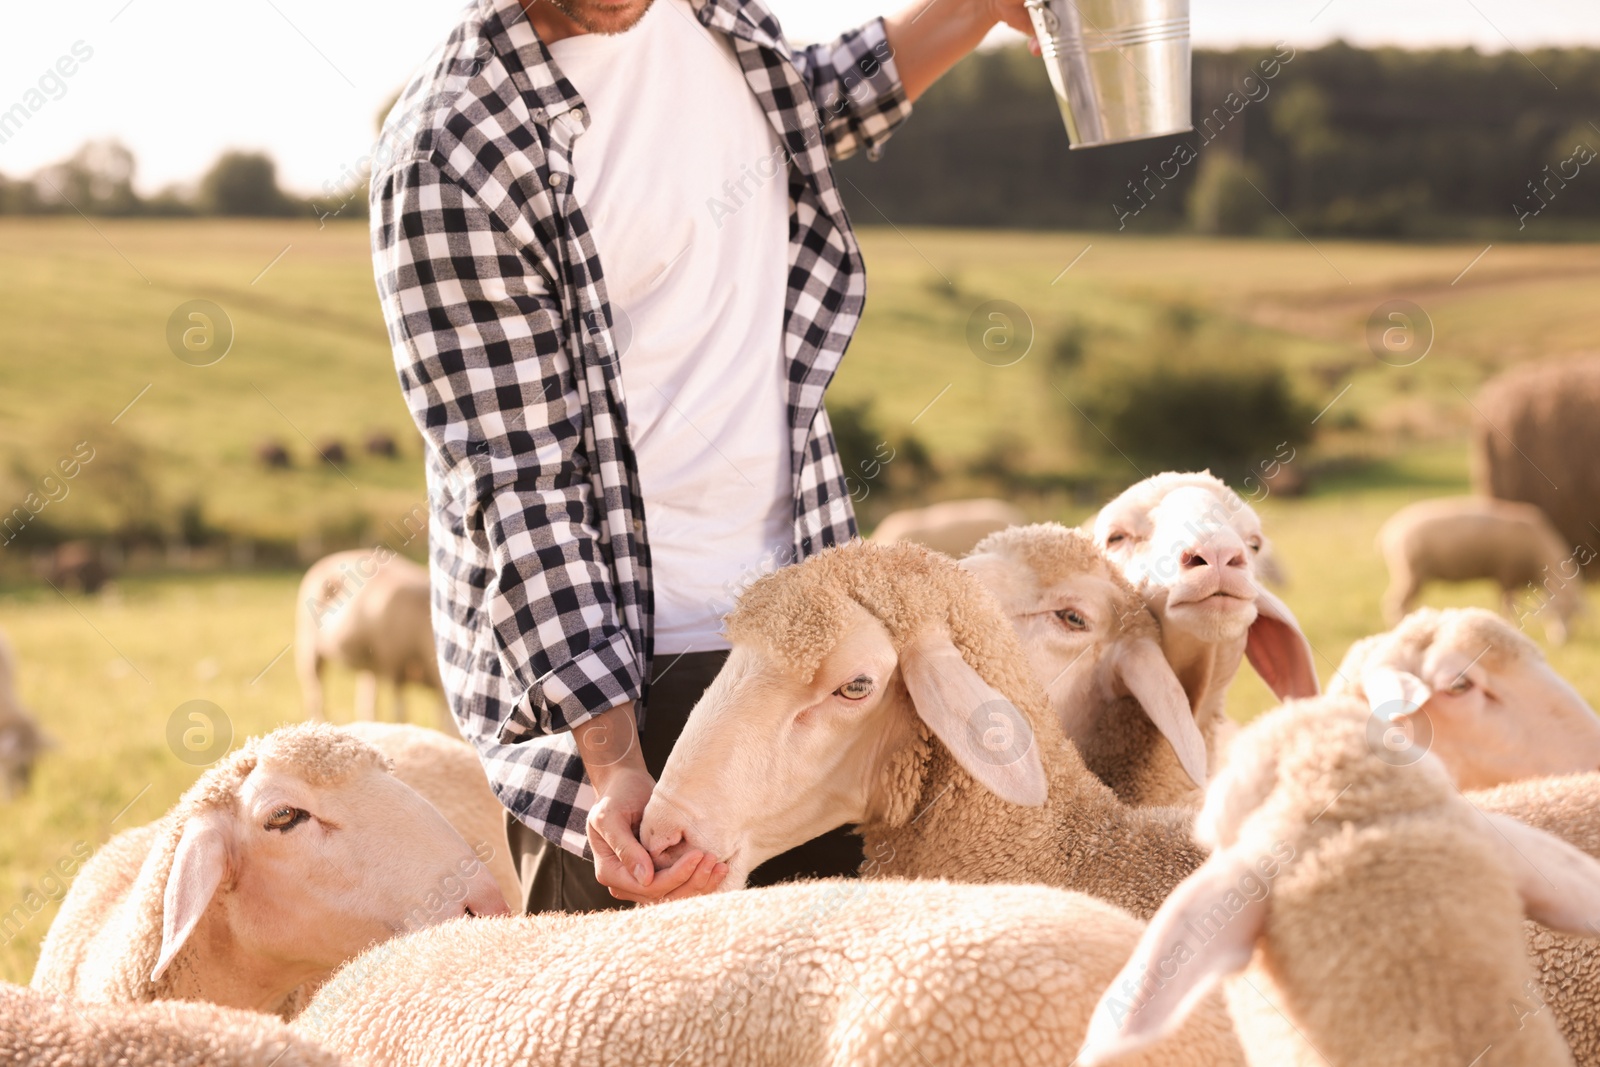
[3,218,1599,981]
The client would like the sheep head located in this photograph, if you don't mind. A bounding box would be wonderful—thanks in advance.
[147,724,509,1007]
[1077,695,1600,1066]
[1332,607,1600,790]
[640,541,1051,890]
[1089,471,1319,702]
[962,523,1207,789]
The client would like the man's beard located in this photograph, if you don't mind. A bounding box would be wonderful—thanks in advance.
[540,0,657,35]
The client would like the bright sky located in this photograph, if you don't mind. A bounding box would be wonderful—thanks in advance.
[0,0,1592,196]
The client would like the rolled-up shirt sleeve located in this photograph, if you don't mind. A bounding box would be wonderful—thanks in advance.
[372,156,641,740]
[791,18,914,162]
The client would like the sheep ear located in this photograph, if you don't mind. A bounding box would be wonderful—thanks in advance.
[901,632,1049,807]
[153,813,231,982]
[1077,851,1267,1066]
[1113,637,1207,789]
[1246,584,1320,699]
[1478,811,1600,936]
[1360,666,1432,722]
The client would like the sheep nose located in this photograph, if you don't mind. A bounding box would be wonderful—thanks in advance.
[1179,538,1247,570]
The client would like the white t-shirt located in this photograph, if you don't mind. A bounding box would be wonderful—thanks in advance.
[547,0,793,655]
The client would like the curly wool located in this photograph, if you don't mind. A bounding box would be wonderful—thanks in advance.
[1472,771,1600,1065]
[1,982,343,1067]
[31,724,389,1011]
[732,540,1209,922]
[1330,606,1542,694]
[1204,697,1577,1067]
[294,879,1239,1067]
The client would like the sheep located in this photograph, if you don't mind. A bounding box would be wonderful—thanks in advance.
[638,540,1214,922]
[0,628,50,798]
[294,549,453,732]
[2,982,344,1067]
[338,721,520,907]
[868,497,1026,557]
[293,878,1241,1067]
[256,440,293,469]
[959,524,1208,807]
[30,723,508,1017]
[1088,471,1320,780]
[1377,496,1586,643]
[1469,771,1600,1066]
[1330,606,1600,789]
[1473,355,1600,558]
[1077,695,1600,1067]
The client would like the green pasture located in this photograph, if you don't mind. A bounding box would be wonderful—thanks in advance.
[3,217,1599,982]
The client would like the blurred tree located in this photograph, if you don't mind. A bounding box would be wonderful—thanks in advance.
[30,140,141,215]
[197,151,295,216]
[1188,153,1269,235]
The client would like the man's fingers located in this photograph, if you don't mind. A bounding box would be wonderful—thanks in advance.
[590,804,655,886]
[606,847,713,903]
[663,855,728,901]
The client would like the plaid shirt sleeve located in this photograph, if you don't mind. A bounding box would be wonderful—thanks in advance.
[788,19,913,163]
[372,157,642,738]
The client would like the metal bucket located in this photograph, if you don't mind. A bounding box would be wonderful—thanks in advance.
[1025,0,1192,149]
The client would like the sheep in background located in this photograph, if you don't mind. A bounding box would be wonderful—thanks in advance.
[0,628,50,799]
[339,721,520,907]
[31,723,508,1016]
[960,524,1208,807]
[640,541,1213,921]
[2,983,343,1067]
[1088,472,1319,783]
[868,497,1026,557]
[295,879,1242,1067]
[295,549,454,733]
[1473,355,1600,557]
[1078,695,1600,1067]
[1377,496,1586,644]
[1331,607,1600,789]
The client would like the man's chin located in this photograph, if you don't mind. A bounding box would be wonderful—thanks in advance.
[547,0,655,35]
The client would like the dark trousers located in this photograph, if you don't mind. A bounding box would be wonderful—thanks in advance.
[506,648,864,914]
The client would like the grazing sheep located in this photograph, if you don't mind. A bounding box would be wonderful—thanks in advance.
[31,724,508,1016]
[2,982,343,1067]
[1377,496,1585,643]
[0,628,50,798]
[1088,471,1319,779]
[315,439,347,465]
[960,524,1208,807]
[256,440,293,469]
[295,549,453,732]
[1330,607,1600,789]
[295,879,1241,1067]
[1077,695,1600,1067]
[1473,355,1600,559]
[338,721,520,907]
[363,431,399,458]
[639,541,1212,922]
[40,539,111,595]
[869,498,1026,557]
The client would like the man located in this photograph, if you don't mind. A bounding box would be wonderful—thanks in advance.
[371,0,1029,912]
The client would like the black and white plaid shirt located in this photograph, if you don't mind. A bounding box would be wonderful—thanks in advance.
[370,0,911,857]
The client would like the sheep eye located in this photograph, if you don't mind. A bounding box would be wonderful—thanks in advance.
[1104,532,1128,546]
[1055,608,1089,631]
[1446,676,1474,695]
[1247,538,1263,553]
[835,676,874,700]
[265,806,309,832]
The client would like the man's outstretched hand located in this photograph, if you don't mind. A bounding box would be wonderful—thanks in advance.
[576,703,728,904]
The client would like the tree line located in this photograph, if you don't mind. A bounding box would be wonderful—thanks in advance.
[5,42,1599,236]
